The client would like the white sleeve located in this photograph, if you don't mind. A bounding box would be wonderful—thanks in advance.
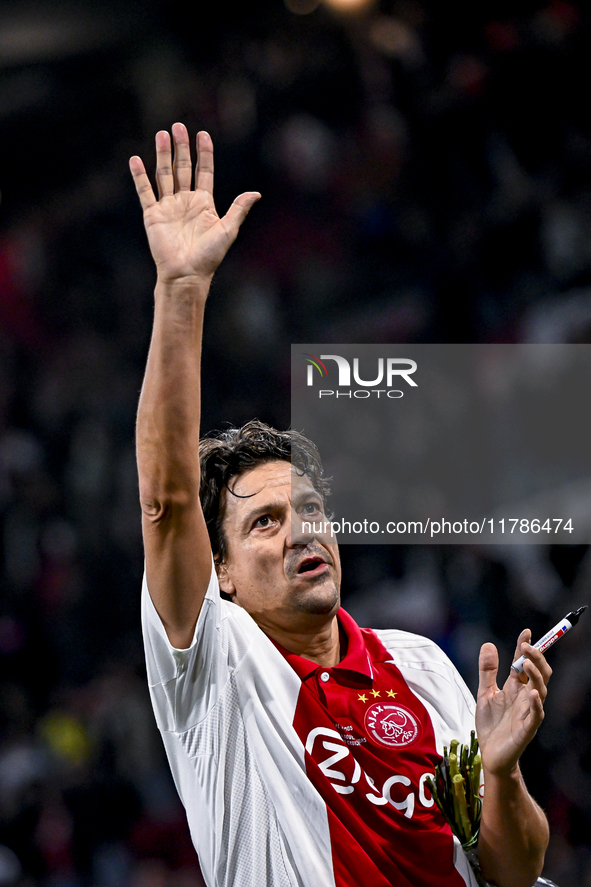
[141,557,258,734]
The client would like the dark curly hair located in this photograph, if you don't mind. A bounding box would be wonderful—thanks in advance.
[199,419,331,562]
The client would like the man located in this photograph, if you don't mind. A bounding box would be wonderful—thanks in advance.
[130,123,550,887]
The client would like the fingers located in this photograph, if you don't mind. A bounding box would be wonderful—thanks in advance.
[511,628,532,684]
[172,122,192,192]
[529,688,545,723]
[519,645,550,742]
[132,124,193,205]
[195,131,214,195]
[512,627,553,689]
[130,126,261,235]
[221,192,262,239]
[512,628,531,664]
[129,126,209,206]
[129,155,157,211]
[157,127,212,196]
[521,661,549,706]
[155,130,174,199]
[519,643,552,699]
[521,687,545,746]
[477,642,499,699]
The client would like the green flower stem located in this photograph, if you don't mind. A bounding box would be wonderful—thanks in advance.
[471,754,482,801]
[453,774,472,842]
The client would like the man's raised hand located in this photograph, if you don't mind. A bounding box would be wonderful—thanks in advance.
[129,123,260,284]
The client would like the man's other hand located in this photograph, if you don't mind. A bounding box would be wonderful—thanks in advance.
[476,629,552,777]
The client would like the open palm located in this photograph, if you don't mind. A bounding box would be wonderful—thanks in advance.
[130,124,260,283]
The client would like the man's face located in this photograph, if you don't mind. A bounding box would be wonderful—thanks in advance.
[216,460,341,637]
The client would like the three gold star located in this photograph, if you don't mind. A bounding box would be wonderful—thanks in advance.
[356,689,397,702]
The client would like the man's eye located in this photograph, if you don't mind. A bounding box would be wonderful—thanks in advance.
[254,515,272,528]
[303,502,322,514]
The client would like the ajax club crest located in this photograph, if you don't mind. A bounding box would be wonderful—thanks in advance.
[365,702,421,748]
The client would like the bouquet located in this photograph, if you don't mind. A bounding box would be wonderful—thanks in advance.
[427,732,488,886]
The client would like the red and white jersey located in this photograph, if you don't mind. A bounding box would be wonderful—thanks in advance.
[142,563,482,887]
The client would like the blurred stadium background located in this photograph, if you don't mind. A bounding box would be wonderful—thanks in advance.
[1,0,591,885]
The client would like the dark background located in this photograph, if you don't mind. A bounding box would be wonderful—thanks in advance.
[1,1,591,885]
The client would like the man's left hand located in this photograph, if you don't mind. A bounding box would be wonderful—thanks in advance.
[476,630,552,777]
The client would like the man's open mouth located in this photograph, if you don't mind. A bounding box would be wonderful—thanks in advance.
[297,556,327,575]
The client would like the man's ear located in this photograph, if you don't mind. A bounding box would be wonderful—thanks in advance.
[215,560,236,598]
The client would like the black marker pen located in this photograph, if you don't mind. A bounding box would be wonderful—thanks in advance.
[511,606,588,673]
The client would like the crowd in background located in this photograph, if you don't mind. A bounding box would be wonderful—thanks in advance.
[1,1,591,885]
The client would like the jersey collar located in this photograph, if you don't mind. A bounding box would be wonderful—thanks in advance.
[269,607,375,681]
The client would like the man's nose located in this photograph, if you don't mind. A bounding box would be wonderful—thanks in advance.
[287,510,335,547]
[287,509,316,547]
